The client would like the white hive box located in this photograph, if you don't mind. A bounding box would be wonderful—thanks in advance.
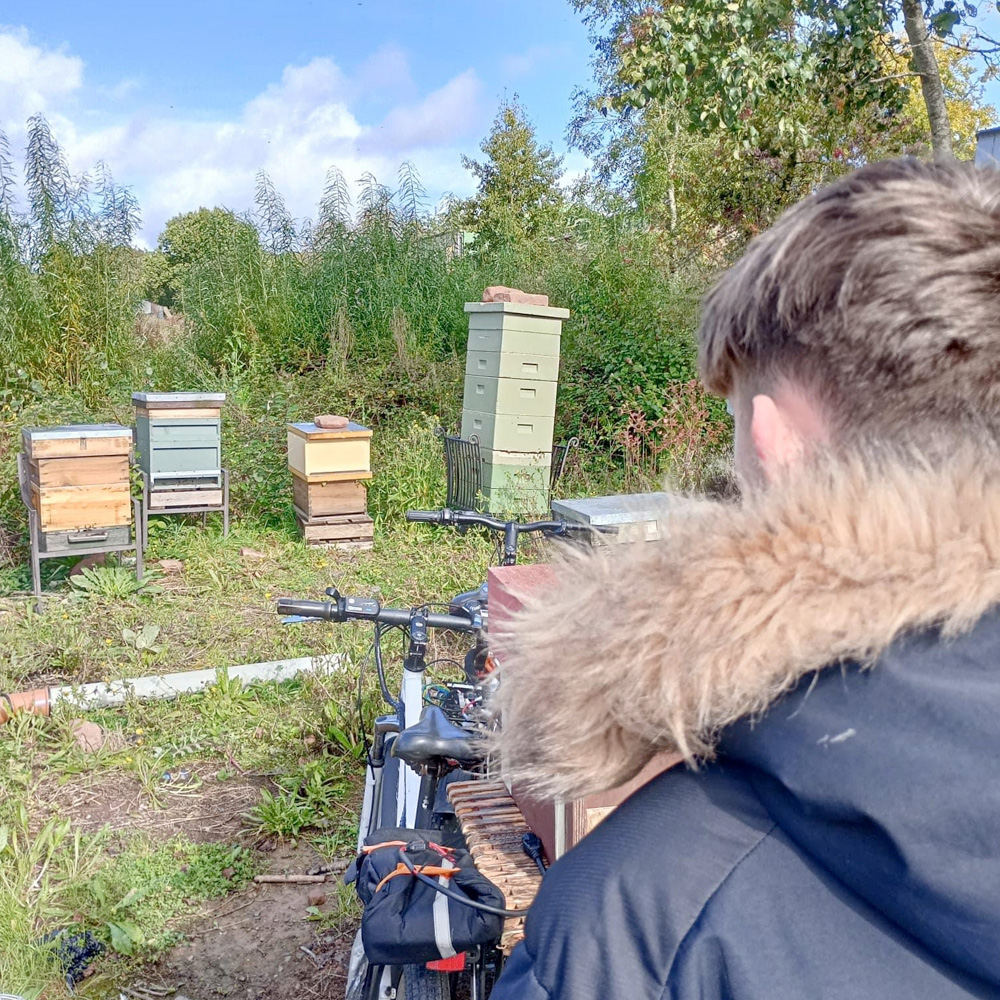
[551,493,696,544]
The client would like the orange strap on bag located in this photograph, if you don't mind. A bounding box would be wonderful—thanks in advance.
[362,840,455,857]
[375,862,459,893]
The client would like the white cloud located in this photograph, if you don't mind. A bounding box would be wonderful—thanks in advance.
[0,28,487,245]
[363,70,483,155]
[500,44,566,79]
[0,26,83,123]
[355,44,416,100]
[96,77,142,102]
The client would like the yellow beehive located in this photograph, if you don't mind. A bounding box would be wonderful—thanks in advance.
[286,422,372,479]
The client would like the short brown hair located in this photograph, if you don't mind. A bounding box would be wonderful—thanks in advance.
[698,158,1000,441]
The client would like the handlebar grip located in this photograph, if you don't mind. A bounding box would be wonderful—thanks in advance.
[275,598,334,620]
[406,510,444,524]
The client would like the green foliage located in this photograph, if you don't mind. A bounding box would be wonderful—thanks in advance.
[460,99,566,248]
[366,416,448,525]
[0,811,99,996]
[71,837,259,956]
[154,207,261,305]
[614,2,902,153]
[246,760,349,840]
[570,1,998,253]
[120,623,164,672]
[69,564,162,600]
[0,805,259,987]
[0,117,145,398]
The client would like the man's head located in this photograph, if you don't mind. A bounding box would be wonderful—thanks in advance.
[699,158,1000,484]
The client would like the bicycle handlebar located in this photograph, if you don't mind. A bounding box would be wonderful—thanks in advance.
[406,508,589,535]
[275,593,479,633]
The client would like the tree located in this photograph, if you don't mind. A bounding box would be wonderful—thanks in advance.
[573,0,999,162]
[902,0,952,158]
[461,100,565,247]
[887,32,998,158]
[604,2,906,154]
[253,170,296,255]
[154,207,261,306]
[569,2,996,257]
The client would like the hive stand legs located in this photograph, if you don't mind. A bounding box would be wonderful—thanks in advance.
[17,454,43,611]
[28,509,42,612]
[140,471,151,554]
[132,497,144,583]
[222,468,230,537]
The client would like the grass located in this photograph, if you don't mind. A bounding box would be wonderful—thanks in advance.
[0,486,506,998]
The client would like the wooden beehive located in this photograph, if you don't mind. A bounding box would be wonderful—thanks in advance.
[291,476,368,519]
[133,392,225,491]
[22,425,132,532]
[288,422,374,549]
[287,422,372,477]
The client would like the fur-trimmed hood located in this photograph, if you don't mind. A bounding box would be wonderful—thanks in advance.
[495,449,1000,801]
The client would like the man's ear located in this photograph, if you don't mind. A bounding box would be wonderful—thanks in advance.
[751,394,804,479]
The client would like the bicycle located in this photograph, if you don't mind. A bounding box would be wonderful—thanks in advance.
[276,588,518,1000]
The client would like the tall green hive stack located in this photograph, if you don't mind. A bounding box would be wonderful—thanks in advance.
[461,301,569,514]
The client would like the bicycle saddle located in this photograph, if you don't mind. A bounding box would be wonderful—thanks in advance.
[391,705,485,768]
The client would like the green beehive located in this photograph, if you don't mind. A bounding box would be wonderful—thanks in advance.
[461,410,556,454]
[465,350,561,382]
[464,302,567,356]
[481,459,550,514]
[462,375,558,418]
[482,453,550,502]
[461,300,567,514]
[132,392,225,488]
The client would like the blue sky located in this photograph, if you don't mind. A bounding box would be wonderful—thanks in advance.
[3,3,1000,247]
[0,1,595,245]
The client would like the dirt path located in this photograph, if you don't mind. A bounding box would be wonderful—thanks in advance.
[145,842,354,1000]
[32,770,357,999]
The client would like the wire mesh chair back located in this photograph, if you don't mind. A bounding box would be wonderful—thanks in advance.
[549,436,580,495]
[439,429,484,511]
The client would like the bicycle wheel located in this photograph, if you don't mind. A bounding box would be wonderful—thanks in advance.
[344,929,370,1000]
[400,965,450,1000]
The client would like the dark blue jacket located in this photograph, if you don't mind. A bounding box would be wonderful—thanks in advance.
[490,608,1000,999]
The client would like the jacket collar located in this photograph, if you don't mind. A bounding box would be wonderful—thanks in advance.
[495,447,1000,800]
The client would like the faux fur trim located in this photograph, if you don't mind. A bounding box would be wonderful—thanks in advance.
[494,450,1000,800]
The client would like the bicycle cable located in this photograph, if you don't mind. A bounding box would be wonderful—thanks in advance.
[397,847,528,920]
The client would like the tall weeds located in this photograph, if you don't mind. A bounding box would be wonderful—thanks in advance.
[0,118,145,401]
[0,115,718,540]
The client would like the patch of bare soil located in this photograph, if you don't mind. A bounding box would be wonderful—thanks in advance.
[33,768,268,842]
[143,842,354,1000]
[34,770,357,997]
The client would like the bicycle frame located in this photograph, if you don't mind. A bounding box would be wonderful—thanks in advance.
[357,636,425,842]
[277,591,500,999]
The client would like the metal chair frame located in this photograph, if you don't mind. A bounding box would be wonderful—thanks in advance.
[438,429,580,513]
[439,429,484,511]
[549,436,580,496]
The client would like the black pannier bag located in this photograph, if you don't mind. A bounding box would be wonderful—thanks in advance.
[344,827,505,966]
